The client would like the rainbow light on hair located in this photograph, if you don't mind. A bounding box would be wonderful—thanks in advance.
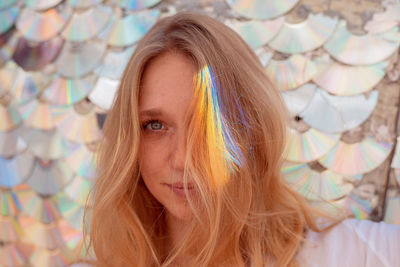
[193,64,244,188]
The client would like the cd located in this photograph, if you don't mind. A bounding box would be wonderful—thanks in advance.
[281,83,316,117]
[0,0,17,9]
[254,47,273,67]
[20,128,67,160]
[0,150,34,188]
[16,184,61,224]
[318,136,393,175]
[0,215,22,242]
[12,36,64,71]
[0,61,18,98]
[55,40,107,78]
[55,192,86,231]
[94,45,135,79]
[225,0,299,20]
[364,1,400,34]
[63,140,98,179]
[0,29,18,66]
[24,0,64,11]
[88,76,119,110]
[18,216,64,250]
[0,101,22,132]
[29,246,74,267]
[67,0,104,8]
[52,101,103,144]
[384,195,400,224]
[16,4,72,42]
[282,162,353,201]
[26,159,74,196]
[324,20,400,65]
[112,0,162,10]
[10,69,52,104]
[64,175,94,206]
[43,74,97,105]
[284,127,340,163]
[0,125,27,157]
[0,7,19,35]
[0,241,32,267]
[265,54,317,91]
[312,55,388,96]
[299,89,378,134]
[99,9,160,47]
[61,5,112,42]
[0,188,21,216]
[269,13,338,54]
[225,17,284,49]
[18,99,56,130]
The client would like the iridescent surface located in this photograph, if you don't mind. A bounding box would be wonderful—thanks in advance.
[225,17,284,49]
[12,36,64,71]
[99,9,160,46]
[0,102,22,132]
[0,7,19,35]
[0,125,27,157]
[26,159,74,196]
[51,104,103,144]
[319,136,393,175]
[265,54,317,91]
[43,74,97,106]
[25,0,63,10]
[324,20,400,65]
[312,55,388,95]
[63,141,97,179]
[16,5,72,42]
[55,41,107,78]
[281,83,316,117]
[0,61,18,97]
[67,0,104,8]
[282,162,353,201]
[269,13,338,54]
[284,127,340,163]
[61,5,112,42]
[300,89,378,133]
[0,151,34,188]
[94,45,135,79]
[10,70,52,104]
[226,0,299,20]
[20,128,67,160]
[0,0,17,9]
[113,0,162,10]
[18,99,56,130]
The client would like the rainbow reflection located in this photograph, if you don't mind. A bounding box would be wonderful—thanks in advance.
[193,65,244,188]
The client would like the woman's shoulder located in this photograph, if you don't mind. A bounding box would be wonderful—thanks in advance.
[295,218,400,267]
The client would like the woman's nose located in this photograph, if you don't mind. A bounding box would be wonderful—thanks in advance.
[170,131,187,170]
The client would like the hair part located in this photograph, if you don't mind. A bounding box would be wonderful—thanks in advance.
[83,11,350,267]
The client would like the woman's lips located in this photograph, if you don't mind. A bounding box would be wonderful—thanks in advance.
[164,182,194,198]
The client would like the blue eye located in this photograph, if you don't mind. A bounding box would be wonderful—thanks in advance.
[141,120,166,132]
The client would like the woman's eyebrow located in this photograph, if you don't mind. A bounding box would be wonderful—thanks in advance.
[139,108,165,117]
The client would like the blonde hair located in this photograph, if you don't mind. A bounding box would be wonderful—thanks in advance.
[84,11,349,267]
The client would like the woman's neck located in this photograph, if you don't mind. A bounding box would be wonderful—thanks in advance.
[165,212,187,249]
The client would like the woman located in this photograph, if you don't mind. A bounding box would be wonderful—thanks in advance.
[84,11,400,266]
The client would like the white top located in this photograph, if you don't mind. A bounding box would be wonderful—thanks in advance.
[295,218,400,267]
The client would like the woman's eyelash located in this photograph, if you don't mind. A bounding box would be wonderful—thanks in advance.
[141,119,166,131]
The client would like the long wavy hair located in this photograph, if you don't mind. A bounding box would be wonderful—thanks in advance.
[83,11,349,267]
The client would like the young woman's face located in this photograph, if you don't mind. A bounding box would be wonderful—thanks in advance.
[138,51,196,221]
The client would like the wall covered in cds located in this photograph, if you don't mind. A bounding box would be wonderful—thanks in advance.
[0,0,400,266]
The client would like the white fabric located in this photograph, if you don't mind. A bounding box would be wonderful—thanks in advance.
[296,218,400,267]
